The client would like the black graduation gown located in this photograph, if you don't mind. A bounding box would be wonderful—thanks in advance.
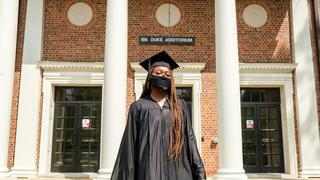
[110,95,206,180]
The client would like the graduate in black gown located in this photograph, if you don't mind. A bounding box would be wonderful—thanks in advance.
[111,51,206,180]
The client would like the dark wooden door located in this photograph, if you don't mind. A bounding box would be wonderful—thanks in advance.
[51,103,101,172]
[51,87,102,172]
[241,88,284,173]
[77,103,101,172]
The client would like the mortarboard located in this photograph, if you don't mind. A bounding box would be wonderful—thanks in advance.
[139,51,179,71]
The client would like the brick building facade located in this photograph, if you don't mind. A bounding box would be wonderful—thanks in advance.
[0,0,320,179]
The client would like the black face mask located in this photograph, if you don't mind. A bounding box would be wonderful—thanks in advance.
[149,75,171,92]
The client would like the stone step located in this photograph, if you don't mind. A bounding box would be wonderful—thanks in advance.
[17,179,320,180]
[4,177,317,180]
[20,179,92,180]
[249,179,320,180]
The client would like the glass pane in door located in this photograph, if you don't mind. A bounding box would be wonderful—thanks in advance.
[259,106,284,172]
[52,104,76,172]
[176,87,193,123]
[79,104,101,172]
[241,106,258,172]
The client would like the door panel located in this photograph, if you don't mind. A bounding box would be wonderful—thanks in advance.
[242,105,259,172]
[241,88,284,173]
[78,104,101,172]
[258,105,284,172]
[52,103,78,172]
[51,103,101,172]
[241,104,284,173]
[52,87,102,172]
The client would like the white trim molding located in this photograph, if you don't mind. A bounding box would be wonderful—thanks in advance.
[130,62,206,152]
[239,63,297,73]
[240,68,298,178]
[38,61,104,71]
[130,62,206,72]
[38,63,103,177]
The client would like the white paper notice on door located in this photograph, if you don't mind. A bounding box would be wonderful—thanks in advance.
[246,120,254,129]
[82,119,90,128]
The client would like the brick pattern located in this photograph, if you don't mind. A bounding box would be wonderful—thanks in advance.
[200,72,218,176]
[292,78,301,171]
[36,77,43,169]
[7,0,27,169]
[42,0,106,62]
[236,0,292,63]
[128,0,215,65]
[126,68,136,113]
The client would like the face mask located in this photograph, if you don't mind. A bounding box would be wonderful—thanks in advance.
[149,75,171,92]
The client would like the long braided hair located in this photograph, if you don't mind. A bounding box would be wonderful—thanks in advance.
[140,67,184,162]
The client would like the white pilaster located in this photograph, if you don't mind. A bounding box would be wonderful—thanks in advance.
[0,0,19,177]
[11,0,44,177]
[291,0,320,178]
[214,0,247,179]
[95,0,128,179]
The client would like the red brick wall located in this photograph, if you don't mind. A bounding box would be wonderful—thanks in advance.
[42,0,106,62]
[36,77,43,169]
[292,78,301,171]
[200,72,218,175]
[236,0,292,63]
[7,0,27,169]
[42,0,293,63]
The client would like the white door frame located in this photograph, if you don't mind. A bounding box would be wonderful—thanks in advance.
[38,62,104,177]
[239,63,298,178]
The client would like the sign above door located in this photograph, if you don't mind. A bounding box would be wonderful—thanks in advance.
[139,36,195,45]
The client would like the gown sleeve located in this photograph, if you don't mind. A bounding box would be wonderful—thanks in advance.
[181,99,207,180]
[110,102,139,180]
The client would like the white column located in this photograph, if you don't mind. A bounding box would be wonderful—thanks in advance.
[10,0,44,177]
[95,0,128,179]
[214,0,247,179]
[292,0,320,178]
[0,0,19,177]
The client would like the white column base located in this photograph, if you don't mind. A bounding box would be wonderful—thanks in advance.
[94,168,112,180]
[214,169,248,180]
[299,167,320,178]
[10,167,37,178]
[0,177,16,180]
[0,167,9,177]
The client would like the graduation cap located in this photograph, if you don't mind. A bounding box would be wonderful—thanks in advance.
[139,51,179,71]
